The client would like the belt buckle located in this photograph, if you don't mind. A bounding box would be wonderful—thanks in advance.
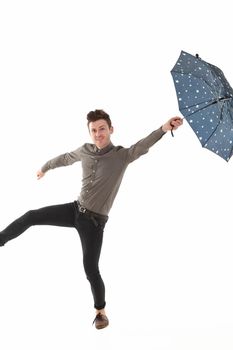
[79,205,86,213]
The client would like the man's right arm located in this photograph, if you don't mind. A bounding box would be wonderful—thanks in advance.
[37,147,82,180]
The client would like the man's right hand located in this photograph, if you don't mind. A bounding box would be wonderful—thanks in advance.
[37,170,45,180]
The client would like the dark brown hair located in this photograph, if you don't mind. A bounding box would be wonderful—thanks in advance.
[87,109,112,128]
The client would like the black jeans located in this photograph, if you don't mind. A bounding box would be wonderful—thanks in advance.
[0,201,108,310]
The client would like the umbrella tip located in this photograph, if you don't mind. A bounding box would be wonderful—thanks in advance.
[195,53,199,58]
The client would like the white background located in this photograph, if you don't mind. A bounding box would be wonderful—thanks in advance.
[0,1,232,349]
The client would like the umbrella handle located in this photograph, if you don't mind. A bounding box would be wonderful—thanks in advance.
[170,121,175,137]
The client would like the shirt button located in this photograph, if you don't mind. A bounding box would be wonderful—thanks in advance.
[95,160,98,163]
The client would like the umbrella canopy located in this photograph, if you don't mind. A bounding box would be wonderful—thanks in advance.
[171,50,233,161]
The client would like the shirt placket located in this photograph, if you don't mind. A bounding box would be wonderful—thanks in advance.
[85,157,98,195]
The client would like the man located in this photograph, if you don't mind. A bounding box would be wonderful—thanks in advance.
[0,110,183,329]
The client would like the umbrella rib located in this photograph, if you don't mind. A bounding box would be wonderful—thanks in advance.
[180,99,219,117]
[201,103,225,146]
[181,99,215,111]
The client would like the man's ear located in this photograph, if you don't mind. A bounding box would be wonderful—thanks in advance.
[110,126,114,134]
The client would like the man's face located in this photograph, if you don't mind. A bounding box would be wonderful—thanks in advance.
[89,119,113,149]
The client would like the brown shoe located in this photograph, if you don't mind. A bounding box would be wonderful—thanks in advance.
[93,313,109,329]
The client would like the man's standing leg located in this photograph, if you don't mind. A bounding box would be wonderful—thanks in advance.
[75,211,109,329]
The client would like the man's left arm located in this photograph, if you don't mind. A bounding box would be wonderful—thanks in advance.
[126,116,183,163]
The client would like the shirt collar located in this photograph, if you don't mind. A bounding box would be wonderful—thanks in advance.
[93,142,114,155]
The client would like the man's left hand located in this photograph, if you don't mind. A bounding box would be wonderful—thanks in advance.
[162,117,183,132]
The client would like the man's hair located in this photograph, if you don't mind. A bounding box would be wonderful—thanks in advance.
[87,109,112,128]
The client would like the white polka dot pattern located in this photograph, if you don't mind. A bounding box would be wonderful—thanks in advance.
[171,50,233,161]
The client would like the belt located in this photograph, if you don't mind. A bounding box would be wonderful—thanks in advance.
[75,201,108,223]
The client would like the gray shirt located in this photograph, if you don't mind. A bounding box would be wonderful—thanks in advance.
[41,127,166,216]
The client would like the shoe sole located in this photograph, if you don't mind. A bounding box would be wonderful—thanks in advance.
[96,322,109,330]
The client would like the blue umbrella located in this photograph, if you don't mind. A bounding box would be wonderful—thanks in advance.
[171,50,233,161]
